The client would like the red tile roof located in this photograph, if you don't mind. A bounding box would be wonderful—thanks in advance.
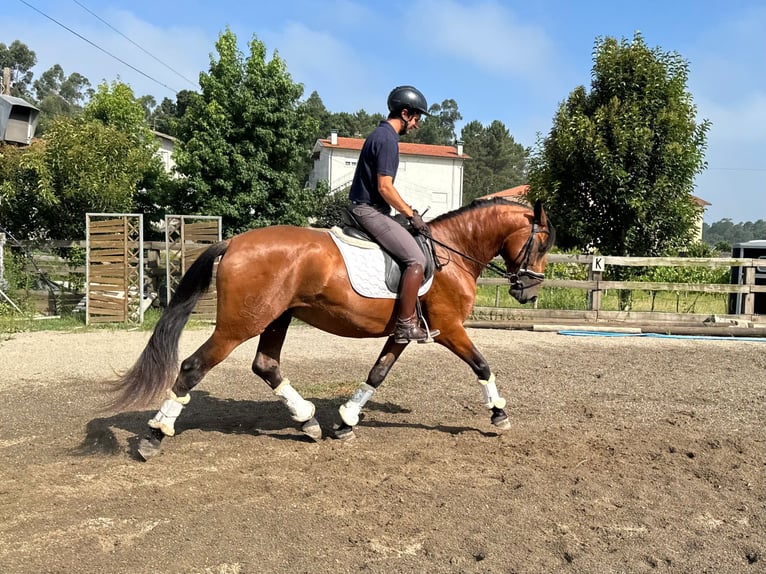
[318,136,469,159]
[481,185,530,199]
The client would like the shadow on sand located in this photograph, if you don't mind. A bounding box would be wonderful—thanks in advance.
[75,390,490,460]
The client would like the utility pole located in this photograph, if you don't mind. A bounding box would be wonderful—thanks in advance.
[2,67,11,95]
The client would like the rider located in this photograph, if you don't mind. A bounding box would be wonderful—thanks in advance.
[348,85,439,343]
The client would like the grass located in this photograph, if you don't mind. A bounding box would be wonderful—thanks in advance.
[475,285,729,314]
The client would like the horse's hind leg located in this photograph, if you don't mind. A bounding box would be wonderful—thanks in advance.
[251,311,322,441]
[138,331,241,460]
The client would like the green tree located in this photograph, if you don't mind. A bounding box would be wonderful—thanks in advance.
[0,81,165,240]
[528,32,710,258]
[703,218,766,250]
[33,64,93,134]
[0,40,36,99]
[304,91,333,138]
[174,29,320,232]
[403,98,462,145]
[461,120,528,204]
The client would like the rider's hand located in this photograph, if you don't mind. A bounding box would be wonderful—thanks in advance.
[408,210,429,235]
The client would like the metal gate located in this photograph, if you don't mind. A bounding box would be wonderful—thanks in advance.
[165,215,222,320]
[85,213,144,325]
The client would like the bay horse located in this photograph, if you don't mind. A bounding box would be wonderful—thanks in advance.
[110,198,555,459]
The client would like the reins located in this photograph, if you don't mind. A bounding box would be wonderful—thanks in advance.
[425,233,508,277]
[422,222,549,288]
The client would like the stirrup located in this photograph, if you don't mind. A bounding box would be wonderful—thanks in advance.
[393,318,439,344]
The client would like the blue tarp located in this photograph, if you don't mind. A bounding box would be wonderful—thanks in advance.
[557,330,766,342]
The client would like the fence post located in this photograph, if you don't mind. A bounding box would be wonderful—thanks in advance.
[587,256,603,314]
[743,266,755,315]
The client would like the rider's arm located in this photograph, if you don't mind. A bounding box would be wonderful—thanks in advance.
[377,174,415,218]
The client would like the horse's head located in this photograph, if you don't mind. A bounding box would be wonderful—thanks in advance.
[500,200,555,304]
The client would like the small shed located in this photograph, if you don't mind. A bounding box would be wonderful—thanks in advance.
[0,94,40,145]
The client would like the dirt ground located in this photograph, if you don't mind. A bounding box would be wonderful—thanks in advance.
[0,324,764,574]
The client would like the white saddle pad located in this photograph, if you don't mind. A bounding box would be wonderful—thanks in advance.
[328,227,433,299]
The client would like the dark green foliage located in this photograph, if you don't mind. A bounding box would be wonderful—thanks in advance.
[402,99,462,145]
[703,219,766,251]
[172,29,320,233]
[528,32,710,258]
[461,120,528,204]
[0,40,36,99]
[0,82,165,240]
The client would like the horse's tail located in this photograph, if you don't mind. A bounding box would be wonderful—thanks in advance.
[107,240,230,412]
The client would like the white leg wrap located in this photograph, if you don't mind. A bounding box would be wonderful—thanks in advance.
[479,373,506,410]
[147,391,190,437]
[274,379,316,422]
[339,383,375,427]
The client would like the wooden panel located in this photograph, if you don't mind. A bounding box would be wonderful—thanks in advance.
[87,214,142,324]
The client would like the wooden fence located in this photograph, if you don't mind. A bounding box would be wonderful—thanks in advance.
[5,243,766,327]
[474,253,766,327]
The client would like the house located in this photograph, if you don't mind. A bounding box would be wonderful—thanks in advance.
[308,131,469,218]
[152,130,178,176]
[485,185,710,240]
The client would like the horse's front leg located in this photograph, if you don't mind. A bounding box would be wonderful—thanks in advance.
[334,337,409,440]
[436,326,511,430]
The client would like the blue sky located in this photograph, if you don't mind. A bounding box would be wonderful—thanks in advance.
[7,0,765,224]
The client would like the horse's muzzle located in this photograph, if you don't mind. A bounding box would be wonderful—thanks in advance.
[508,269,545,304]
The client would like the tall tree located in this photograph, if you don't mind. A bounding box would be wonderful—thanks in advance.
[33,64,93,134]
[0,40,36,99]
[403,99,462,145]
[174,29,320,232]
[528,32,710,258]
[33,64,92,105]
[460,120,528,204]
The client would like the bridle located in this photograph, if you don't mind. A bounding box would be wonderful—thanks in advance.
[424,222,549,293]
[506,223,548,292]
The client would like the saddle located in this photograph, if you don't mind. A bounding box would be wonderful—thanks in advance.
[338,207,436,294]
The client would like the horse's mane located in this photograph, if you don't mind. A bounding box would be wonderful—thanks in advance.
[429,197,533,225]
[431,197,556,252]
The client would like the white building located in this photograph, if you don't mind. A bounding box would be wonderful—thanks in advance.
[152,130,178,176]
[308,131,468,218]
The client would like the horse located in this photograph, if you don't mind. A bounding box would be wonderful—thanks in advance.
[109,197,555,459]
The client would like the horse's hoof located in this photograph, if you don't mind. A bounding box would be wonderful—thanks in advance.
[301,417,322,441]
[491,414,511,431]
[332,423,356,441]
[137,436,162,461]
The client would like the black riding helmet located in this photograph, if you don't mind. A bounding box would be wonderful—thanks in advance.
[387,85,429,116]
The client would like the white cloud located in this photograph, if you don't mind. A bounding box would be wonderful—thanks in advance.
[406,0,554,79]
[261,21,383,114]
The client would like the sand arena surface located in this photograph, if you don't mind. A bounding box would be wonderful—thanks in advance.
[0,325,763,573]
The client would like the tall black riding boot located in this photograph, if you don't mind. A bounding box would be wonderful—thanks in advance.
[393,264,439,343]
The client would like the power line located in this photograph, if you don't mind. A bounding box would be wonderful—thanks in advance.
[17,0,179,95]
[71,0,197,89]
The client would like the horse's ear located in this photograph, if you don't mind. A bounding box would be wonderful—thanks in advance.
[533,199,547,227]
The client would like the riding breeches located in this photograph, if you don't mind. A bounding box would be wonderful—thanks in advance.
[349,204,425,268]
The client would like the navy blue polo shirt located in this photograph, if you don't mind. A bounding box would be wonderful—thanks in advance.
[349,121,399,212]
